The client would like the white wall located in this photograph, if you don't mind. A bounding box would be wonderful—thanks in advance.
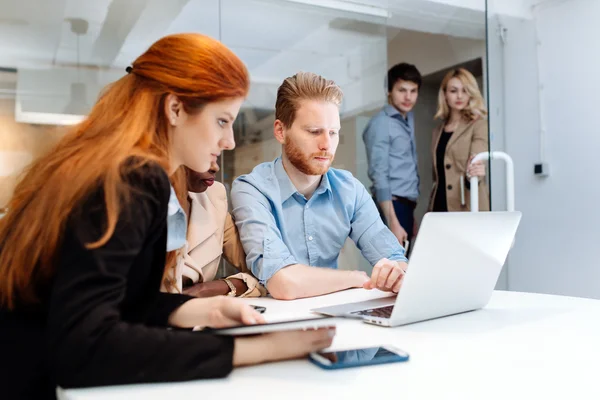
[496,0,600,299]
[387,29,485,76]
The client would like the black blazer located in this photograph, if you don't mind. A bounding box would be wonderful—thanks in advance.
[0,162,234,399]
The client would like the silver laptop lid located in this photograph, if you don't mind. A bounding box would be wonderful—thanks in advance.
[389,211,522,325]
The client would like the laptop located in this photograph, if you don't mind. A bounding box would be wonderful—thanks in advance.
[312,211,522,327]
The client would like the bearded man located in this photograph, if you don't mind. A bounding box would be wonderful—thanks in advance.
[231,72,408,300]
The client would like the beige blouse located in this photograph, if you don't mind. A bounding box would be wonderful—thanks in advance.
[163,181,265,297]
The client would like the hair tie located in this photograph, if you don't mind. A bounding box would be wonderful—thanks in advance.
[125,66,133,74]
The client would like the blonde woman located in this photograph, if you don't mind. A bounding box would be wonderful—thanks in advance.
[429,68,490,212]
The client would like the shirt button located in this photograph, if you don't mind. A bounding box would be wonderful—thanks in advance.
[447,185,453,190]
[308,236,313,241]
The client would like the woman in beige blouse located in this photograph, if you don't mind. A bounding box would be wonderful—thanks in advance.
[163,161,265,297]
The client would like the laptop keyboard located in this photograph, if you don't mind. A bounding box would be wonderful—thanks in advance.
[351,305,394,319]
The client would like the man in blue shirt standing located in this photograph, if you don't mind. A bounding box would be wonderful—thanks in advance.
[363,63,422,248]
[231,72,408,300]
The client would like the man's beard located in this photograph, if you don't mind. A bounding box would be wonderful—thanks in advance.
[284,137,334,176]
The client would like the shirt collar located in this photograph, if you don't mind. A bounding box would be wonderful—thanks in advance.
[384,104,412,124]
[274,157,332,202]
[274,157,298,202]
[167,184,184,216]
[314,171,332,199]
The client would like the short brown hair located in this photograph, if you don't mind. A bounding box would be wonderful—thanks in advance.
[275,72,343,128]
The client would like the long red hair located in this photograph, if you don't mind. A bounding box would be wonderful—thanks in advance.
[0,33,249,309]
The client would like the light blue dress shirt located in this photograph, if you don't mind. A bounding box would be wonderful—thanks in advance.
[362,105,420,202]
[231,157,407,284]
[166,184,187,252]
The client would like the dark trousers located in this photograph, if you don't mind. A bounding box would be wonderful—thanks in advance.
[392,199,415,240]
[374,196,416,244]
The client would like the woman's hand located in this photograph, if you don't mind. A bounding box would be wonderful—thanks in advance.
[168,296,265,329]
[233,327,336,366]
[183,279,248,298]
[466,155,486,178]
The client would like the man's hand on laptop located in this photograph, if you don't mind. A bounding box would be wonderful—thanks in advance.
[363,259,408,293]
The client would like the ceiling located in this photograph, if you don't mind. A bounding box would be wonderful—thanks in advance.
[0,0,489,71]
[0,0,494,124]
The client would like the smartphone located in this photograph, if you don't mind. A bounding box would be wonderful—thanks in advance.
[309,345,409,370]
[250,305,266,314]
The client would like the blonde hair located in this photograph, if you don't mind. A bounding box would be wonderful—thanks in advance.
[275,71,343,128]
[435,68,487,121]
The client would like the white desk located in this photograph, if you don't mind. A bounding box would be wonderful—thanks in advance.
[59,290,600,400]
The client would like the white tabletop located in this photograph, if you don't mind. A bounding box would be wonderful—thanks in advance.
[59,290,600,400]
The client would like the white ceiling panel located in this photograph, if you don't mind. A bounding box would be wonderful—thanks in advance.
[112,0,194,68]
[162,0,220,39]
[220,0,332,52]
[0,0,493,117]
[0,0,491,70]
[0,0,68,67]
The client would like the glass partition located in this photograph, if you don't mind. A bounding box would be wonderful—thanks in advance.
[1,0,491,279]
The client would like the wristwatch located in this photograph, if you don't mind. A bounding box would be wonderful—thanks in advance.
[222,278,237,297]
